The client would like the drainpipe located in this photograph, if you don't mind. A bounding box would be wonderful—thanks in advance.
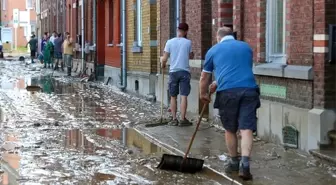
[93,0,97,78]
[56,1,59,32]
[81,0,85,73]
[63,0,66,35]
[118,0,127,90]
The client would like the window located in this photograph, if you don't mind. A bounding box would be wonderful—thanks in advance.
[109,0,114,44]
[26,0,33,9]
[136,0,142,47]
[266,0,286,63]
[2,0,6,11]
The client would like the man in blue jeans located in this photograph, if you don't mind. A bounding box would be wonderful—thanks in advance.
[199,27,260,180]
[161,22,194,126]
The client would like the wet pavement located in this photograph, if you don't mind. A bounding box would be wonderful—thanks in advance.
[0,60,233,185]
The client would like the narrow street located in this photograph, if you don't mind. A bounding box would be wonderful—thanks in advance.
[0,58,232,185]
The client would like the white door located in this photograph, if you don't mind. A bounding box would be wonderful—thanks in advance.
[1,28,13,43]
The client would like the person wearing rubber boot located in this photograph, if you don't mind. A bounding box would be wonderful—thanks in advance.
[53,33,64,71]
[43,40,53,68]
[161,23,194,127]
[26,35,38,63]
[199,27,260,181]
[63,32,74,76]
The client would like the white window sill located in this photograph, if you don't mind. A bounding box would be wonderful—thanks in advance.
[107,44,113,47]
[253,63,313,80]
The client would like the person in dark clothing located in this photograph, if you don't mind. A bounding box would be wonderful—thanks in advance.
[26,35,38,63]
[39,33,48,64]
[53,33,64,71]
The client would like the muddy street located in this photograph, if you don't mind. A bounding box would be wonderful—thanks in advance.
[0,59,233,185]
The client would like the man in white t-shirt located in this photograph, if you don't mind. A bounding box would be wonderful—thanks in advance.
[49,31,57,45]
[161,23,194,127]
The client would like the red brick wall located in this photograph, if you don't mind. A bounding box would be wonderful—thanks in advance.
[160,0,212,60]
[287,0,314,66]
[233,0,315,109]
[313,0,326,108]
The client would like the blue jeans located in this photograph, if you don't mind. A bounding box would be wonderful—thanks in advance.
[214,88,260,132]
[168,70,191,97]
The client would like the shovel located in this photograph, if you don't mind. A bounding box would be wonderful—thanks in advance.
[157,94,211,173]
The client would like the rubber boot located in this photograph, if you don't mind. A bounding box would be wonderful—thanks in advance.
[67,67,71,76]
[61,62,64,71]
[54,61,59,71]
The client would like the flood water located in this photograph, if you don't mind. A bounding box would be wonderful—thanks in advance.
[0,60,234,185]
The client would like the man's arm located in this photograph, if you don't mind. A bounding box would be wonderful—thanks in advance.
[199,50,214,102]
[161,52,170,68]
[161,40,170,68]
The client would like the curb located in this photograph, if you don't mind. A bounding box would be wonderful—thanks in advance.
[132,127,243,185]
[309,149,336,165]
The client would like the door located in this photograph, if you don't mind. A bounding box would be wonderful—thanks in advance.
[97,0,105,65]
[1,28,13,43]
[105,0,121,68]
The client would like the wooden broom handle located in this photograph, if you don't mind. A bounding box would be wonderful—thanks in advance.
[183,93,211,159]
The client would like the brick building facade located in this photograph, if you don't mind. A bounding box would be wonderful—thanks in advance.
[157,0,336,152]
[35,0,335,152]
[97,0,122,81]
[39,0,96,74]
[0,0,37,47]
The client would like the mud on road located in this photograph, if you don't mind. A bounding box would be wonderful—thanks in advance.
[0,60,233,185]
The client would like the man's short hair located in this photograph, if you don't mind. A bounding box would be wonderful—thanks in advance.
[217,27,233,38]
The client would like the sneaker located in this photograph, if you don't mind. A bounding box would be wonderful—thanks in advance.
[168,119,179,126]
[224,160,239,174]
[239,163,253,181]
[179,118,193,127]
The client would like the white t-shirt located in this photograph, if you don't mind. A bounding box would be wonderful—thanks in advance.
[164,37,192,73]
[49,36,56,45]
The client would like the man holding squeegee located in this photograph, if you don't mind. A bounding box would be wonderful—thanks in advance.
[199,26,260,180]
[161,22,194,127]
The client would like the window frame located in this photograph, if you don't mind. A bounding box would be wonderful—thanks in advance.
[2,0,6,11]
[136,0,142,47]
[266,0,287,64]
[26,0,34,10]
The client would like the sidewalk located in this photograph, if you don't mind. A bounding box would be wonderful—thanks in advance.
[135,120,336,185]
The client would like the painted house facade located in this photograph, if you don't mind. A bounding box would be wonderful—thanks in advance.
[35,0,335,153]
[97,0,122,81]
[157,0,336,152]
[0,0,37,47]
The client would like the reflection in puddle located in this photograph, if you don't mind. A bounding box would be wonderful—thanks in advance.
[65,128,165,156]
[1,134,20,185]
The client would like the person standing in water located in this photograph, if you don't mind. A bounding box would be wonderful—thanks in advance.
[26,35,38,63]
[63,32,74,76]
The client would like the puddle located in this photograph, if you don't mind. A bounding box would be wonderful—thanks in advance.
[63,128,234,184]
[0,128,234,185]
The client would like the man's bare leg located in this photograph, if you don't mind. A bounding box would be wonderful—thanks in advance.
[226,131,238,157]
[170,96,178,120]
[224,130,240,173]
[240,129,253,157]
[180,96,187,120]
[238,129,254,180]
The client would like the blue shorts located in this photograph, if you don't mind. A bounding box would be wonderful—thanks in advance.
[54,52,62,59]
[168,71,191,97]
[214,88,260,133]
